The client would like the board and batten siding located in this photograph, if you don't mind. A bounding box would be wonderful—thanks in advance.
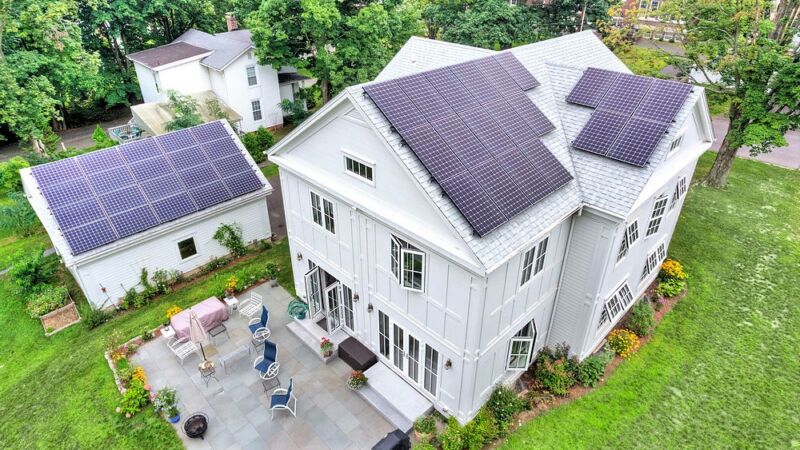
[73,198,270,309]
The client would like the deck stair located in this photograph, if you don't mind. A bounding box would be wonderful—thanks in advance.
[357,362,433,433]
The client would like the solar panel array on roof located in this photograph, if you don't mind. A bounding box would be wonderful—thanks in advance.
[31,121,265,255]
[364,53,571,236]
[567,68,693,167]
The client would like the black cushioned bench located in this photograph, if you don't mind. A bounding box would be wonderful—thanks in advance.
[338,336,377,371]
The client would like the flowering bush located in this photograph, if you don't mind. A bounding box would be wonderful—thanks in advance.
[608,329,639,358]
[153,387,180,418]
[485,384,527,434]
[131,366,147,384]
[347,371,368,390]
[165,305,182,320]
[534,357,575,396]
[117,379,149,417]
[659,259,687,281]
[320,337,333,355]
[225,276,239,293]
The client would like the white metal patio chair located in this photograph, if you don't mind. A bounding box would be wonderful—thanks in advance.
[168,337,200,365]
[238,292,263,319]
[270,378,296,420]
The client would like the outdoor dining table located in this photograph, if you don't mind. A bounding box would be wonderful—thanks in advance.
[170,297,229,341]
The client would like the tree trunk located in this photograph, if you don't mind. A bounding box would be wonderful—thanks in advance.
[703,133,739,188]
[321,79,330,104]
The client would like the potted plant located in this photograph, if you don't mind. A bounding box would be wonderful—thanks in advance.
[225,276,238,298]
[320,337,334,357]
[347,371,368,390]
[413,415,436,442]
[154,387,181,423]
[265,262,278,287]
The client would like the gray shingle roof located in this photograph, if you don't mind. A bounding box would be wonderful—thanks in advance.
[127,42,211,69]
[174,29,253,71]
[346,31,701,271]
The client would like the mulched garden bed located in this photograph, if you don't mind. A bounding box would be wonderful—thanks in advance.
[40,301,81,336]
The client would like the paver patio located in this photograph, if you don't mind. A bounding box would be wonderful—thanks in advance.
[131,283,394,449]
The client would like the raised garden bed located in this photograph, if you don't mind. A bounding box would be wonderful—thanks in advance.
[40,301,81,336]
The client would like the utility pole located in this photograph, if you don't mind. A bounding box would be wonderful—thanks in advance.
[579,0,589,31]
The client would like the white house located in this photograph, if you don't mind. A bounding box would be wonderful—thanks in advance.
[127,24,310,133]
[21,121,272,309]
[267,32,713,427]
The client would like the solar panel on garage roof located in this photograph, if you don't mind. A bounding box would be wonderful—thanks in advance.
[30,121,265,255]
[566,68,620,107]
[364,53,572,236]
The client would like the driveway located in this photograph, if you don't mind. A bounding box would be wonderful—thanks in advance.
[265,174,286,239]
[711,116,800,170]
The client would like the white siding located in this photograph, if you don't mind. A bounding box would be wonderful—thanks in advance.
[222,55,284,131]
[155,60,212,101]
[74,198,270,309]
[133,63,161,104]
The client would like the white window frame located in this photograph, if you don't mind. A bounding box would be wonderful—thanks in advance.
[506,319,537,370]
[519,236,550,287]
[670,176,688,210]
[645,195,669,237]
[246,65,258,86]
[640,241,667,282]
[617,220,640,262]
[343,151,375,184]
[401,249,425,292]
[379,310,440,397]
[391,235,426,292]
[310,190,335,234]
[668,134,683,155]
[251,99,262,121]
[598,283,634,329]
[176,236,198,261]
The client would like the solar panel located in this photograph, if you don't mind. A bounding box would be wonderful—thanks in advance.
[470,161,531,217]
[449,60,504,105]
[396,75,454,122]
[504,89,555,136]
[424,67,479,113]
[606,118,670,166]
[572,110,629,156]
[485,98,539,144]
[474,57,519,95]
[632,79,693,124]
[437,171,506,236]
[494,147,553,203]
[430,115,491,166]
[30,122,266,255]
[494,52,539,90]
[520,139,573,191]
[363,81,427,133]
[566,68,620,107]
[596,74,654,115]
[400,124,465,182]
[458,107,516,154]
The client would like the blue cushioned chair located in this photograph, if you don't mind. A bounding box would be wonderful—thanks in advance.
[254,339,279,380]
[248,306,270,342]
[270,378,296,420]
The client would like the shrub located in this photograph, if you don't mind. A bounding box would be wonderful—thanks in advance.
[265,261,278,280]
[575,349,614,387]
[117,366,134,387]
[151,269,179,294]
[164,90,201,131]
[139,268,156,298]
[117,379,149,417]
[0,191,40,236]
[411,444,436,450]
[659,258,687,280]
[656,278,686,298]
[84,308,110,329]
[626,299,656,337]
[90,125,116,149]
[131,366,147,384]
[8,249,55,294]
[213,223,246,257]
[258,239,273,251]
[534,357,576,396]
[141,328,154,342]
[607,329,639,358]
[153,386,180,418]
[241,127,275,163]
[414,415,436,435]
[0,156,31,192]
[462,408,500,450]
[27,285,69,318]
[439,417,463,450]
[485,384,526,433]
[279,98,311,125]
[200,256,231,274]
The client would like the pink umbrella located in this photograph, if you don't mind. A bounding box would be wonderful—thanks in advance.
[189,309,208,361]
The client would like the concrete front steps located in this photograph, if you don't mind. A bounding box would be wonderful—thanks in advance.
[286,317,348,364]
[357,362,433,433]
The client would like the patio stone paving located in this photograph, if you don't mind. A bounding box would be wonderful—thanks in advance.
[131,283,394,449]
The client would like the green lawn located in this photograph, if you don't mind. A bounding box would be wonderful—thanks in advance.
[0,232,51,269]
[261,163,279,179]
[502,153,800,449]
[0,239,292,449]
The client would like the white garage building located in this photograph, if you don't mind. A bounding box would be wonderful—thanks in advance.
[21,121,272,309]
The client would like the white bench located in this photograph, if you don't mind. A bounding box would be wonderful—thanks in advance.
[219,344,252,374]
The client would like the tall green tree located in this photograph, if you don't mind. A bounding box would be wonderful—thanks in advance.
[247,0,421,103]
[441,0,520,49]
[664,0,800,187]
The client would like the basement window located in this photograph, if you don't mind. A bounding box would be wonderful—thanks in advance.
[507,319,537,370]
[598,283,634,328]
[177,237,197,260]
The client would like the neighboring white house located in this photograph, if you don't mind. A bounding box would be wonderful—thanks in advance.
[267,32,713,426]
[21,121,272,309]
[127,24,310,133]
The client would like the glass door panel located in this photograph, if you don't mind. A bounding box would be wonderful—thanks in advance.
[325,282,343,333]
[392,324,404,371]
[304,267,323,319]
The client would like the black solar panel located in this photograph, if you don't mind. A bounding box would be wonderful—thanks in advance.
[572,110,629,156]
[521,139,573,191]
[632,79,693,124]
[566,68,620,107]
[606,118,670,166]
[364,53,571,236]
[30,121,265,255]
[596,74,654,115]
[494,52,539,90]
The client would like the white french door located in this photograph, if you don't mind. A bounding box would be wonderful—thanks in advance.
[378,311,438,397]
[303,266,323,319]
[324,282,343,334]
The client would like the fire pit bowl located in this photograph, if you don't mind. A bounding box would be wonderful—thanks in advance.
[183,412,209,440]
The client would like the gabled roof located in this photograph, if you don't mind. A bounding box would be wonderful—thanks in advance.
[23,121,271,260]
[174,29,253,71]
[271,32,707,272]
[127,42,211,70]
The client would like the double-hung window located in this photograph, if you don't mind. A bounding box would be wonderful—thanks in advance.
[598,284,634,328]
[645,195,669,237]
[246,65,258,86]
[670,176,688,210]
[507,320,537,370]
[344,154,374,183]
[520,236,549,286]
[391,235,425,292]
[640,242,667,281]
[251,99,262,121]
[617,221,640,261]
[310,191,335,233]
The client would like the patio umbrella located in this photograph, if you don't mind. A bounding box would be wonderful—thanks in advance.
[189,309,208,361]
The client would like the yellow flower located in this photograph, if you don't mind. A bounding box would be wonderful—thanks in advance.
[660,259,687,280]
[225,276,239,292]
[131,366,147,384]
[165,305,182,319]
[608,329,639,358]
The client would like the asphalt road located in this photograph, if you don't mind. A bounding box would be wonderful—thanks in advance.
[711,116,800,170]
